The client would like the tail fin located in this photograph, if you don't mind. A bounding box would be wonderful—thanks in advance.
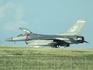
[67,20,86,35]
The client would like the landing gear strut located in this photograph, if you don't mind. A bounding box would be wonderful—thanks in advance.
[51,45,59,48]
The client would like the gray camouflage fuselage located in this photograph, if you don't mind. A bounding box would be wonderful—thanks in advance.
[5,20,88,48]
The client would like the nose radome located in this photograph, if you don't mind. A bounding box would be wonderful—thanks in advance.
[5,37,13,41]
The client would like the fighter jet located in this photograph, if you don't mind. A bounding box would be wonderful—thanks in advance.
[5,20,88,48]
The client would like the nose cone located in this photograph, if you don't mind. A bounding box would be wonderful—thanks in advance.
[5,37,13,41]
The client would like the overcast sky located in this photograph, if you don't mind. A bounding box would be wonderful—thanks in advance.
[0,0,93,48]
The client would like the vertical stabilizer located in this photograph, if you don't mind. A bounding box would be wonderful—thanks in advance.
[67,20,86,35]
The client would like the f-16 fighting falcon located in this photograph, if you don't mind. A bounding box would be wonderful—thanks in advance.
[5,20,88,48]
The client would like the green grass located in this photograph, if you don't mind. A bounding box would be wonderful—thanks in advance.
[0,46,93,56]
[0,46,93,70]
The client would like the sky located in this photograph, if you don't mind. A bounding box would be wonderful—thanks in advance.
[0,0,93,48]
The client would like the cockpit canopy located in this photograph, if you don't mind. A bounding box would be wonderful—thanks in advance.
[19,27,32,34]
[17,28,32,37]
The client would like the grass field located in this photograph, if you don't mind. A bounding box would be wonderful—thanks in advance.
[0,46,93,70]
[0,46,93,56]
